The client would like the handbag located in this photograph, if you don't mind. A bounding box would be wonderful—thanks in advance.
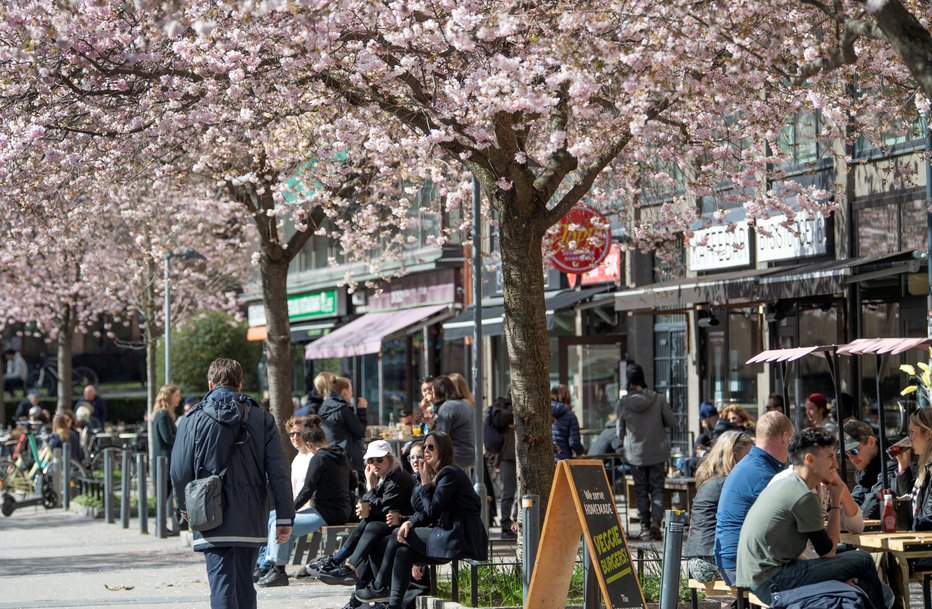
[184,396,252,532]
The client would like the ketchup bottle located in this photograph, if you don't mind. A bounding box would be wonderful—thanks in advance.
[882,492,897,533]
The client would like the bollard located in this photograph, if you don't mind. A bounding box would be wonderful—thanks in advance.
[137,453,148,534]
[582,541,600,609]
[120,450,130,529]
[156,456,168,539]
[104,448,115,524]
[50,447,62,508]
[521,494,540,602]
[659,510,688,609]
[61,443,71,510]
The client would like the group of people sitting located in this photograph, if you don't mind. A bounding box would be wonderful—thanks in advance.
[251,412,487,609]
[683,402,932,608]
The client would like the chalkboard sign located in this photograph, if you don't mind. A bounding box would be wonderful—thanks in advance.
[526,460,646,609]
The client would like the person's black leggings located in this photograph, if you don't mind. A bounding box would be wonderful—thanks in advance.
[332,520,367,563]
[347,521,392,568]
[374,527,448,609]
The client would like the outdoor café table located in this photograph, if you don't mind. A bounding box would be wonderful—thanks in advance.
[840,531,932,609]
[623,475,695,531]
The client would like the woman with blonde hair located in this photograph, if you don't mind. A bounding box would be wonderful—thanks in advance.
[447,373,475,407]
[683,431,754,582]
[906,408,932,530]
[49,411,83,463]
[153,384,181,494]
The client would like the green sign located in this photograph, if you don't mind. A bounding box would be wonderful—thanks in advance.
[288,290,337,321]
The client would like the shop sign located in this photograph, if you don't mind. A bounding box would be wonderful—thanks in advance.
[755,213,828,262]
[580,243,623,286]
[367,268,457,311]
[547,205,612,274]
[247,288,340,326]
[288,290,338,321]
[688,222,751,272]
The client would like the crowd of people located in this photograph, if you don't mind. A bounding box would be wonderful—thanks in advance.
[680,389,932,609]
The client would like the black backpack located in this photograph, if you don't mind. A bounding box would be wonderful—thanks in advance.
[483,404,505,454]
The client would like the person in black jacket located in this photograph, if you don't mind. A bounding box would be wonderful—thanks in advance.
[319,376,368,478]
[844,419,913,520]
[312,439,416,587]
[170,358,294,609]
[490,391,517,538]
[152,384,181,497]
[297,371,335,417]
[257,416,354,587]
[355,431,488,609]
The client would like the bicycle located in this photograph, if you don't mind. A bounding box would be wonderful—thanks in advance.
[0,421,89,515]
[28,353,99,397]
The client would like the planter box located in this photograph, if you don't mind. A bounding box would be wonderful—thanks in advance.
[69,502,104,519]
[416,596,720,609]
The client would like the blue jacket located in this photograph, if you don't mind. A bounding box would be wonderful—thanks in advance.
[170,386,295,551]
[713,446,785,571]
[318,394,367,473]
[769,580,870,609]
[551,401,584,460]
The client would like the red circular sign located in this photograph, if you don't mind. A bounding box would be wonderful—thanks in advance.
[546,205,612,273]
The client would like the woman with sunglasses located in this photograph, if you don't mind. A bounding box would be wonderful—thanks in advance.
[310,439,415,586]
[256,415,353,587]
[355,431,487,608]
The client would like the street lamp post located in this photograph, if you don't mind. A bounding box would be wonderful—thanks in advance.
[163,249,206,385]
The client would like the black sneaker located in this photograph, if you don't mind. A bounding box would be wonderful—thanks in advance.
[304,555,337,577]
[252,565,270,583]
[650,525,662,541]
[636,528,652,542]
[341,599,362,609]
[354,584,390,602]
[257,565,289,587]
[320,565,357,586]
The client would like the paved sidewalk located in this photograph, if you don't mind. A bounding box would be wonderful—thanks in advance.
[0,505,353,609]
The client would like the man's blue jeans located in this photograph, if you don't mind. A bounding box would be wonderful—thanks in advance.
[752,549,885,609]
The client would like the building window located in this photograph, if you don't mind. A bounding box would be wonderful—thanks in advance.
[856,197,925,256]
[654,314,688,453]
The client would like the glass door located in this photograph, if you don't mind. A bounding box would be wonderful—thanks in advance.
[559,337,626,436]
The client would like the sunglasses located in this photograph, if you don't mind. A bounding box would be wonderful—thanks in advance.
[288,431,301,438]
[409,455,424,462]
[424,443,437,451]
[846,447,860,457]
[366,456,386,464]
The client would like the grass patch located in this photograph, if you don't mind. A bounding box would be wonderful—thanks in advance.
[72,492,157,516]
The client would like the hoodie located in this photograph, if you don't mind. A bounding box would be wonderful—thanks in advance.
[615,388,676,466]
[170,386,295,551]
[551,401,585,460]
[318,394,367,473]
[293,445,354,525]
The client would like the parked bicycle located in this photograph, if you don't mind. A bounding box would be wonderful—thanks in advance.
[0,421,89,515]
[28,353,99,397]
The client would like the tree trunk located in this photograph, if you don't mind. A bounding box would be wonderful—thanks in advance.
[56,305,75,411]
[0,364,6,426]
[260,245,295,458]
[497,194,556,516]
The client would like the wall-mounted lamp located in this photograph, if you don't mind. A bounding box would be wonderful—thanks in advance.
[697,312,720,328]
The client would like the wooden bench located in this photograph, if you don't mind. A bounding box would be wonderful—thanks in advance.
[291,524,359,566]
[687,579,768,609]
[911,570,932,609]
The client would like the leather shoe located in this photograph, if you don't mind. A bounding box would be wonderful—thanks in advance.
[355,584,390,602]
[257,566,289,587]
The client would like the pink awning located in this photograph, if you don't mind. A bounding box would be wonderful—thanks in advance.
[836,337,932,356]
[305,304,449,360]
[746,346,827,365]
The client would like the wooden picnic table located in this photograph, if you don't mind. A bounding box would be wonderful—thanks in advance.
[840,531,932,609]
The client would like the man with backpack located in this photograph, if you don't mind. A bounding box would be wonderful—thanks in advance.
[485,389,516,539]
[171,358,295,609]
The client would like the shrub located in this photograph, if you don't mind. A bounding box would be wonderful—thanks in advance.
[157,311,262,394]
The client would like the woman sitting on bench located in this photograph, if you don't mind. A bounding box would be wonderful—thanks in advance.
[684,430,754,583]
[355,430,487,609]
[256,415,354,587]
[308,438,416,585]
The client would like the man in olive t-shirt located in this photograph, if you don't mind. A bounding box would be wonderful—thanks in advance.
[735,427,885,609]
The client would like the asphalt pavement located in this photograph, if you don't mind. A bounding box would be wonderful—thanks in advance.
[0,505,353,609]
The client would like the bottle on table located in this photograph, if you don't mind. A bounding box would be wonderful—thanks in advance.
[882,491,897,533]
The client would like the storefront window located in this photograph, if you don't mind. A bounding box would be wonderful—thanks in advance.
[857,204,899,256]
[701,311,759,415]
